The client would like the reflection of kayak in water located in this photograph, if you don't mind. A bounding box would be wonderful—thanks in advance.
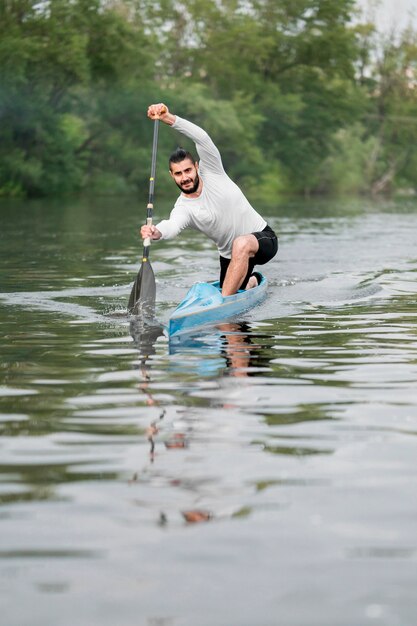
[168,274,268,337]
[168,321,255,378]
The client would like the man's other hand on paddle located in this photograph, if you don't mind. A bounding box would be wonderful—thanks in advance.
[141,224,162,241]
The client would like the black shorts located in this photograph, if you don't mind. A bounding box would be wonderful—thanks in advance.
[219,224,278,289]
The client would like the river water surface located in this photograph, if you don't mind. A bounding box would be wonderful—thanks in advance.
[1,196,416,626]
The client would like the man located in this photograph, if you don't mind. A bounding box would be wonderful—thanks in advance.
[141,103,278,296]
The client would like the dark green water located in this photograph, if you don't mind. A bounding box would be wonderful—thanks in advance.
[1,196,417,626]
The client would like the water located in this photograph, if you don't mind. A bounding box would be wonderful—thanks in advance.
[1,196,416,626]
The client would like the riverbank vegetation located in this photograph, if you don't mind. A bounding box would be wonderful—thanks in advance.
[1,0,417,199]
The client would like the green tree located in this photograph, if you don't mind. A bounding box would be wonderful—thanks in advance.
[1,0,416,199]
[362,27,417,195]
[0,0,155,196]
[140,0,363,195]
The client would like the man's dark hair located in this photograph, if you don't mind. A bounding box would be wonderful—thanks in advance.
[169,147,196,170]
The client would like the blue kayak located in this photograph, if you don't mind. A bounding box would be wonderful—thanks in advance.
[168,274,268,336]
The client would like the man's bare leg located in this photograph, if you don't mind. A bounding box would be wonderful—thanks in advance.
[221,234,259,297]
[245,275,258,290]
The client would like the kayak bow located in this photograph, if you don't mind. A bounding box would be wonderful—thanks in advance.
[168,274,267,336]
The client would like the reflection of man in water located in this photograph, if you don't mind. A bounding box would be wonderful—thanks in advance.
[218,322,253,377]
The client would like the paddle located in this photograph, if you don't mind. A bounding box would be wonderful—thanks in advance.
[128,116,162,316]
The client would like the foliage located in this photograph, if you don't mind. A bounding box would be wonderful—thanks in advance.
[317,124,379,195]
[0,0,155,196]
[0,0,417,198]
[361,27,417,195]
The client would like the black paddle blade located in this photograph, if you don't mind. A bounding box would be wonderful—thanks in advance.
[128,261,156,317]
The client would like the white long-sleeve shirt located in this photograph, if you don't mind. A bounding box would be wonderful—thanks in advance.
[156,116,266,258]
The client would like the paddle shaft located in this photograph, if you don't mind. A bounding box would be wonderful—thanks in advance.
[127,116,162,314]
[143,119,160,253]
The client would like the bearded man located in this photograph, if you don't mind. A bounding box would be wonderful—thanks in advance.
[140,103,278,296]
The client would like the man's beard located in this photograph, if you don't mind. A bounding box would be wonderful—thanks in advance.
[176,173,200,195]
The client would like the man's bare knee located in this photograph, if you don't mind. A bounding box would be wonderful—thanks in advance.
[231,235,258,259]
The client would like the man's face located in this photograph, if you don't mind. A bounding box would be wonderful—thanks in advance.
[169,158,200,194]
